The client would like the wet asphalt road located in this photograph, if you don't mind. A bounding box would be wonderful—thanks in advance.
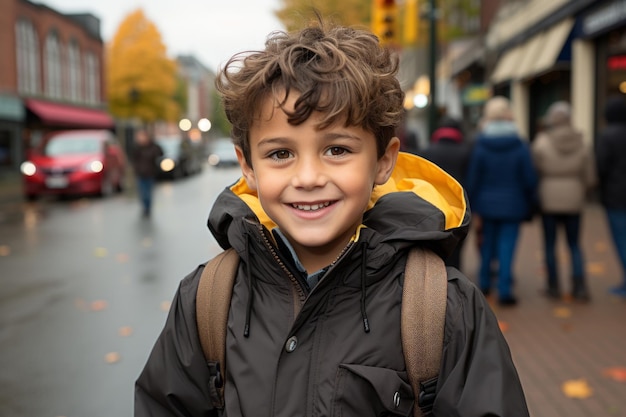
[0,165,241,417]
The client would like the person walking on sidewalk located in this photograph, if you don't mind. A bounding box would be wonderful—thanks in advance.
[131,127,163,218]
[532,101,596,301]
[420,116,473,270]
[465,96,538,306]
[596,95,626,298]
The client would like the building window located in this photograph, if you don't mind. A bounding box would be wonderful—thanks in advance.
[84,52,100,104]
[15,19,41,95]
[45,31,63,99]
[67,40,82,101]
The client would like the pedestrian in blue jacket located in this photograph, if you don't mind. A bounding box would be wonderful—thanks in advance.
[465,96,538,305]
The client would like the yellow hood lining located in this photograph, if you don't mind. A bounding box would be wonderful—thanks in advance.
[230,152,466,232]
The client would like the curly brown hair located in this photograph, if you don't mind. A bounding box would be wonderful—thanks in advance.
[214,18,405,166]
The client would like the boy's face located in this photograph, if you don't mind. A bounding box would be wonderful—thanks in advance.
[236,93,399,272]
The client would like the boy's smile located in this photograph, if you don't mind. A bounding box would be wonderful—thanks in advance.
[236,93,399,273]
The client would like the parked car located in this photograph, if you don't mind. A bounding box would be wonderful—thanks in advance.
[20,129,127,200]
[155,135,203,180]
[206,138,239,168]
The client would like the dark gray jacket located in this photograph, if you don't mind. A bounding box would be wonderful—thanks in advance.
[135,152,529,417]
[596,96,626,210]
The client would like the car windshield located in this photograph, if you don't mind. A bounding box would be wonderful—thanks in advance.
[45,137,101,156]
[211,140,234,152]
[156,138,181,157]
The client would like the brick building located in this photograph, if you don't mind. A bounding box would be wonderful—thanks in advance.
[0,0,113,174]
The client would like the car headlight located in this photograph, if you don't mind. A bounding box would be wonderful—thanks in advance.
[85,160,104,173]
[20,161,37,176]
[160,158,175,172]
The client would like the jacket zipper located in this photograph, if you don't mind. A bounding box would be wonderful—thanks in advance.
[256,224,307,315]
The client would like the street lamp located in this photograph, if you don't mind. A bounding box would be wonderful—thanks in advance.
[179,118,192,132]
[198,118,212,132]
[427,0,438,136]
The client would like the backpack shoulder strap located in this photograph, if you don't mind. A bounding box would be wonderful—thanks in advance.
[401,246,448,417]
[196,247,239,410]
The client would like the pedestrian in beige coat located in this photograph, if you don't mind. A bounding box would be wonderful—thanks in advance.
[531,101,597,301]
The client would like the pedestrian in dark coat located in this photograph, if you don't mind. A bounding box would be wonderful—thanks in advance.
[465,96,538,306]
[131,128,163,217]
[135,21,529,417]
[532,101,596,301]
[420,117,473,270]
[596,95,626,298]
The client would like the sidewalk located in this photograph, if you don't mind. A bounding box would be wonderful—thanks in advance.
[0,172,26,226]
[461,204,626,417]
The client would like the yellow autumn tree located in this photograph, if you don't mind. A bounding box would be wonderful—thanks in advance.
[275,0,371,32]
[106,9,179,123]
[275,0,480,47]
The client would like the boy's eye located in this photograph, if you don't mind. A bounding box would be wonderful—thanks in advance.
[325,146,348,156]
[269,149,292,160]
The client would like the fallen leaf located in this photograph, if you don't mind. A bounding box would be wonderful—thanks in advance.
[586,262,606,276]
[603,367,626,383]
[90,300,108,311]
[562,378,593,399]
[160,300,171,312]
[553,307,572,319]
[104,352,121,364]
[0,245,11,256]
[498,321,509,332]
[118,326,133,337]
[93,247,108,258]
[594,241,609,252]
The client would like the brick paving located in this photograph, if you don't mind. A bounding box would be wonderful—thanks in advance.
[461,203,626,417]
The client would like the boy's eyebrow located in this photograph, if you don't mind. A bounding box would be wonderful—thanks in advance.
[256,137,290,147]
[257,132,363,147]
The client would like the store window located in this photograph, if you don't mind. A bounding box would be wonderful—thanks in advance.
[15,19,40,95]
[0,130,13,169]
[84,52,100,104]
[67,39,82,102]
[596,27,626,133]
[45,31,63,99]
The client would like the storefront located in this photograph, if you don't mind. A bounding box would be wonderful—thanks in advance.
[23,98,115,151]
[580,0,626,134]
[0,94,25,173]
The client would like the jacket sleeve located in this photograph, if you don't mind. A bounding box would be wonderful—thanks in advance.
[595,132,610,183]
[135,266,215,417]
[433,269,530,417]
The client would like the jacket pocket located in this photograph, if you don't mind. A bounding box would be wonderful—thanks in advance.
[331,363,414,417]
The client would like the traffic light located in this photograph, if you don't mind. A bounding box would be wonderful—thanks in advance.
[372,0,399,46]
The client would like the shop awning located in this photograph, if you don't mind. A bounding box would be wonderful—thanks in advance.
[25,99,114,129]
[450,37,485,77]
[490,45,527,84]
[490,18,574,84]
[524,18,574,78]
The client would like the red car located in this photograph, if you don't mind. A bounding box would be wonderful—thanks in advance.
[20,130,127,200]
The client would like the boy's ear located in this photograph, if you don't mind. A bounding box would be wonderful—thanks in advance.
[235,146,257,190]
[375,137,400,185]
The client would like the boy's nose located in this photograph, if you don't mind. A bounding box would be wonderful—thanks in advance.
[291,158,327,189]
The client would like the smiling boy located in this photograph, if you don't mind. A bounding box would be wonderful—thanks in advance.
[135,19,529,417]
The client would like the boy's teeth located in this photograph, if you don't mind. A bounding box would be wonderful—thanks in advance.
[293,202,330,211]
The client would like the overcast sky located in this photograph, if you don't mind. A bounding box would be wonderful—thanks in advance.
[41,0,284,73]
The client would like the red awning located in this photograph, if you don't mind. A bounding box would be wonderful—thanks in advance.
[25,99,114,129]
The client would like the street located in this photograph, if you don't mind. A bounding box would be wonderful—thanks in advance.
[0,165,241,417]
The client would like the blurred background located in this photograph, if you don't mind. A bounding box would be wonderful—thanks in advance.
[0,0,625,416]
